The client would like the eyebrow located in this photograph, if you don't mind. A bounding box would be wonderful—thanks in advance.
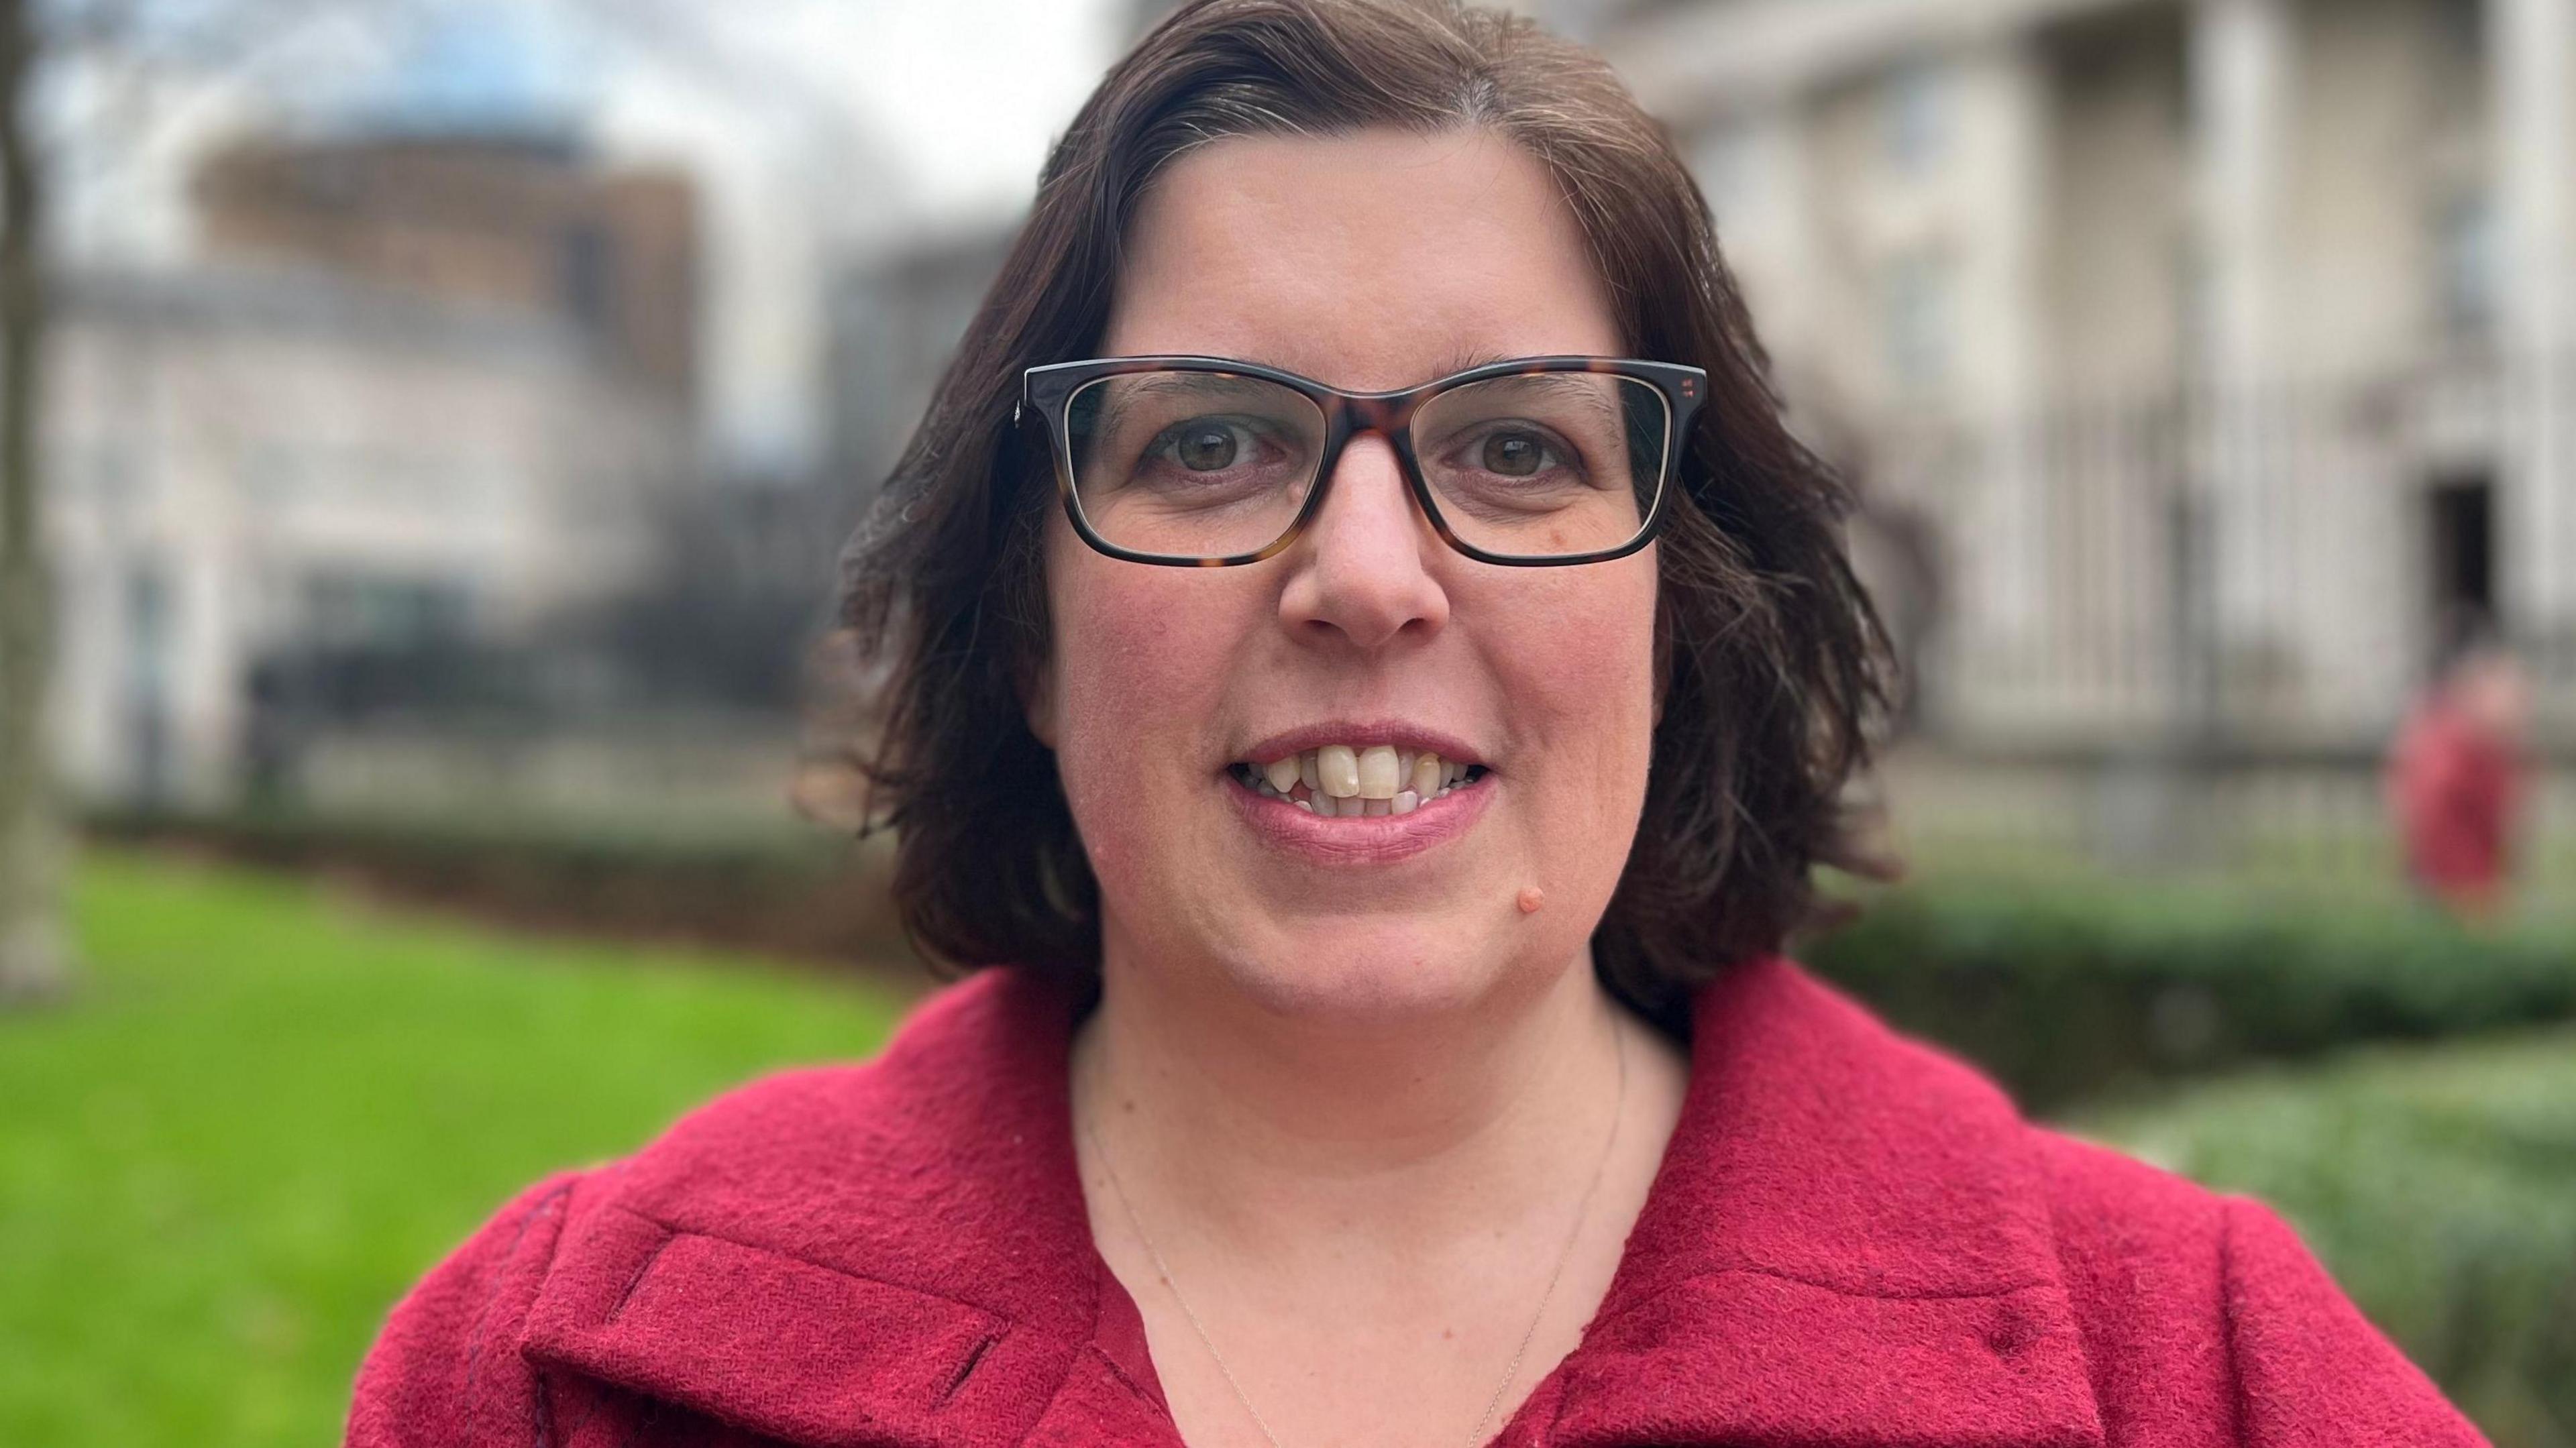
[1453,370,1629,437]
[1120,350,1526,392]
[1114,371,1285,402]
[1106,362,1633,423]
[1085,371,1299,458]
[1428,348,1514,382]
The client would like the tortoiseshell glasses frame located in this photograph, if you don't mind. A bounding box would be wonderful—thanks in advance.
[1018,354,1708,567]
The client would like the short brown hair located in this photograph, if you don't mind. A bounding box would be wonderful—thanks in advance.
[836,0,1888,1022]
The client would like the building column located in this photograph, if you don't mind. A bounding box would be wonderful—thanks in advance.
[2492,0,2575,667]
[1956,35,2050,704]
[2190,0,2294,706]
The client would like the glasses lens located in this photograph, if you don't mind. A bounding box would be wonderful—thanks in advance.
[1064,371,1327,559]
[1411,373,1668,559]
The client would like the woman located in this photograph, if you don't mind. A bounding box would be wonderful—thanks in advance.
[2387,616,2529,920]
[347,2,2482,1444]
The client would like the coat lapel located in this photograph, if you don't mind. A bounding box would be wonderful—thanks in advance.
[521,969,1183,1447]
[1527,958,2104,1447]
[521,960,2105,1447]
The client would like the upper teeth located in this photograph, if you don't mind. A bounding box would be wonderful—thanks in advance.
[1243,746,1477,817]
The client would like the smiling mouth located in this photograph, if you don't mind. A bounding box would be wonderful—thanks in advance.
[1226,744,1491,818]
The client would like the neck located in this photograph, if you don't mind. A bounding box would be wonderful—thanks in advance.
[1071,934,1631,1252]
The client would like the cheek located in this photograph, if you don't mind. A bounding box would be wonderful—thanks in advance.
[1052,588,1193,748]
[1479,556,1659,921]
[1501,557,1660,780]
[1041,534,1245,862]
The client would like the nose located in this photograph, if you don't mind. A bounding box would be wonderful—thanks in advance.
[1277,433,1450,651]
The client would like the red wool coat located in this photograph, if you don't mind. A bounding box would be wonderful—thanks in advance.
[346,959,2484,1447]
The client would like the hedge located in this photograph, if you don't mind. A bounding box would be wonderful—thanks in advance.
[88,809,2576,1115]
[83,806,921,978]
[2084,1029,2576,1448]
[1804,880,2576,1111]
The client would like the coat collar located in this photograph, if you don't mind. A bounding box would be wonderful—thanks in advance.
[521,961,2104,1447]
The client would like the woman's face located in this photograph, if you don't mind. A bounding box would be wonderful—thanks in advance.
[1032,128,1660,1019]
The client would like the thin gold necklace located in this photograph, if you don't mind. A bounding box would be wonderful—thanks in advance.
[1083,1019,1630,1448]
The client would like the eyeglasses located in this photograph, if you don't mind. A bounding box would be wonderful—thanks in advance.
[1019,355,1706,567]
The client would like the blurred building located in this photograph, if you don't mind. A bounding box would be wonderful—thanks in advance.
[54,134,700,809]
[1595,0,2573,751]
[194,132,700,406]
[825,221,1015,496]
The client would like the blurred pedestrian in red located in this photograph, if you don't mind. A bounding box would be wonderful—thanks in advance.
[2387,618,2530,919]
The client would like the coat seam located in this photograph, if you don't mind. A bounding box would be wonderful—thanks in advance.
[2037,1195,2112,1447]
[557,1386,603,1446]
[608,1206,1012,1333]
[1529,1263,2063,1445]
[1542,1364,1576,1447]
[2218,1198,2252,1448]
[1587,1260,2055,1335]
[460,1178,580,1420]
[531,1368,555,1448]
[937,1328,1002,1406]
[1072,1341,1181,1433]
[1018,1255,1173,1444]
[604,1231,676,1324]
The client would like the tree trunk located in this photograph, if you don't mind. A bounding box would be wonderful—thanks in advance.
[0,0,66,1005]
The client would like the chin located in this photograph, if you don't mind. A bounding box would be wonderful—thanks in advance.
[1210,917,1548,1023]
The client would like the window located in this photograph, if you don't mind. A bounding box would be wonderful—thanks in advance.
[2434,0,2481,64]
[559,221,619,333]
[122,565,171,697]
[301,572,474,651]
[1882,58,1947,174]
[2177,239,2214,380]
[2427,478,2496,624]
[241,443,301,508]
[1881,251,1951,392]
[121,563,175,804]
[2433,192,2496,343]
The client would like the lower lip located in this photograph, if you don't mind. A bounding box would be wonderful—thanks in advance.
[1222,772,1495,866]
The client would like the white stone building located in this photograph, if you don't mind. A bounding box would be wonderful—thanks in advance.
[1593,0,2575,750]
[52,264,688,805]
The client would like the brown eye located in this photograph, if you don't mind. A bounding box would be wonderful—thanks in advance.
[1481,432,1545,477]
[1175,425,1240,471]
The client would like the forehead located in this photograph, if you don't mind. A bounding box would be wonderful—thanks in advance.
[1102,128,1623,392]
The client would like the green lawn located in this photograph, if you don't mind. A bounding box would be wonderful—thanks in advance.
[0,851,907,1448]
